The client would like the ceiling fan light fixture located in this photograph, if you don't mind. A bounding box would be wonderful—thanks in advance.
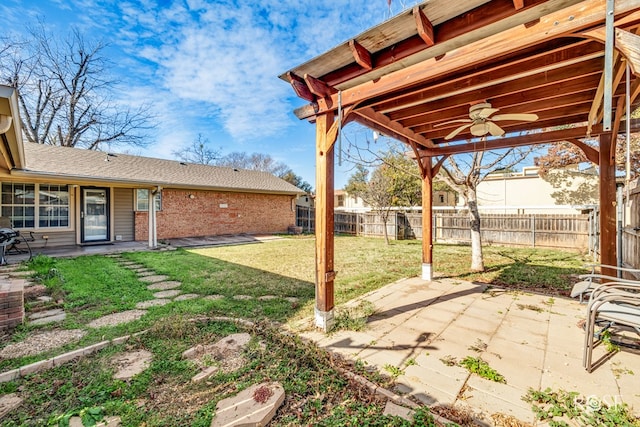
[0,115,12,134]
[470,122,488,136]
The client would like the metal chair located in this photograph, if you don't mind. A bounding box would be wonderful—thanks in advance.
[571,264,640,303]
[583,281,640,372]
[0,218,33,265]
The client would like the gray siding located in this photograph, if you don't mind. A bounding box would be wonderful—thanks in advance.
[113,188,134,242]
[27,230,76,249]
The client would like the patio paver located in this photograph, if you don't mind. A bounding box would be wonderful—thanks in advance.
[298,277,640,425]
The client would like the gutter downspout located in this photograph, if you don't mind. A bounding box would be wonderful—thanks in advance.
[148,186,161,248]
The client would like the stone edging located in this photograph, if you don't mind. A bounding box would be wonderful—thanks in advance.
[0,315,454,425]
[0,331,147,383]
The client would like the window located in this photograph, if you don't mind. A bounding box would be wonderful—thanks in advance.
[337,195,344,207]
[135,189,162,211]
[439,195,445,203]
[1,183,69,228]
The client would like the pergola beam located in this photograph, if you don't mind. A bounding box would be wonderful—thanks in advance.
[353,107,435,148]
[295,0,640,120]
[413,6,435,47]
[349,40,373,70]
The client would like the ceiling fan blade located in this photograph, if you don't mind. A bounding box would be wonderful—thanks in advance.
[434,119,472,127]
[487,121,505,136]
[475,108,500,119]
[445,123,472,139]
[491,113,538,122]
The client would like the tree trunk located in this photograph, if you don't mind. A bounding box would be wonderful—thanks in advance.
[382,212,390,245]
[467,189,485,272]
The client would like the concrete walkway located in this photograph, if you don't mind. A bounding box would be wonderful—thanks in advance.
[299,277,640,425]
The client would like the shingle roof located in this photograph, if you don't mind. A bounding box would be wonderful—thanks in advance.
[18,143,304,195]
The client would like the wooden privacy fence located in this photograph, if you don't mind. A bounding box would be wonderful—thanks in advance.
[296,206,593,251]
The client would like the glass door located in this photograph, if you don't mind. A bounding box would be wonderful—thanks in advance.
[82,188,108,242]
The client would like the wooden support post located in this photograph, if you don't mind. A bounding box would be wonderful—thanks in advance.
[599,133,617,276]
[148,189,156,249]
[421,158,433,281]
[315,113,336,331]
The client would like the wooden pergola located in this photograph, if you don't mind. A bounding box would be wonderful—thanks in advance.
[280,0,640,331]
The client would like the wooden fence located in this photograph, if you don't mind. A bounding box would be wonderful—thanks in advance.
[296,206,593,251]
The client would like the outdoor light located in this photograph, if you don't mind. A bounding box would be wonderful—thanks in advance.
[0,115,12,134]
[189,194,195,199]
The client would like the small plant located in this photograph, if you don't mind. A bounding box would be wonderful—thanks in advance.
[252,385,274,404]
[332,301,376,332]
[49,406,105,427]
[524,387,640,426]
[405,358,417,367]
[600,330,620,353]
[439,355,457,366]
[468,339,487,353]
[459,356,506,383]
[383,364,405,378]
[516,303,543,313]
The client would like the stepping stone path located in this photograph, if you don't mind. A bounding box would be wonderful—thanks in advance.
[204,295,224,301]
[258,295,277,301]
[111,350,152,381]
[147,281,181,291]
[152,290,181,299]
[0,329,86,359]
[137,270,156,277]
[232,295,252,301]
[0,393,22,419]
[182,333,251,382]
[69,416,121,427]
[174,294,199,301]
[136,299,171,309]
[211,382,285,427]
[28,308,66,326]
[139,275,169,283]
[88,310,147,328]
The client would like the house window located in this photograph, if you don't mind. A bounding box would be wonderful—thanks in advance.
[439,195,445,203]
[337,195,344,207]
[135,189,162,211]
[1,183,69,228]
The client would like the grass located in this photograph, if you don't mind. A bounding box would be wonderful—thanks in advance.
[0,236,592,425]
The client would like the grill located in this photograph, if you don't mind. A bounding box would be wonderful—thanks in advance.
[0,228,32,265]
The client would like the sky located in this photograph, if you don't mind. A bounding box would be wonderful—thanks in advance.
[0,0,421,190]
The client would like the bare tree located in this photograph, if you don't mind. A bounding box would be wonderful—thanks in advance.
[172,133,221,165]
[0,25,153,149]
[343,131,532,271]
[215,152,291,177]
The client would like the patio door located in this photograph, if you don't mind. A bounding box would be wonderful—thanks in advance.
[81,188,109,242]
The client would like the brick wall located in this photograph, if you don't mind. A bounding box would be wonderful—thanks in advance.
[0,280,24,335]
[135,189,296,240]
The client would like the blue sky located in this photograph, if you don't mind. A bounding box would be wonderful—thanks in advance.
[1,0,418,189]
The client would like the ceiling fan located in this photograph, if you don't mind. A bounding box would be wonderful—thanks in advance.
[435,102,538,140]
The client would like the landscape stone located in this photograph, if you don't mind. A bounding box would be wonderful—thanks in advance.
[28,308,64,320]
[29,312,66,326]
[36,295,53,302]
[136,299,171,309]
[111,350,152,380]
[8,271,33,278]
[212,333,252,353]
[383,401,415,421]
[87,310,147,328]
[174,293,199,301]
[137,270,157,276]
[285,297,299,303]
[152,290,181,299]
[192,366,219,383]
[211,382,285,427]
[147,281,182,291]
[204,295,224,301]
[23,284,48,300]
[0,393,22,419]
[139,275,169,283]
[257,295,276,301]
[69,416,121,427]
[0,329,86,359]
[232,295,253,300]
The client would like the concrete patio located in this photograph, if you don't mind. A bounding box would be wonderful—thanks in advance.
[298,277,640,425]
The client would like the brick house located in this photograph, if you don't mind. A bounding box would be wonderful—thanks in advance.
[0,86,302,249]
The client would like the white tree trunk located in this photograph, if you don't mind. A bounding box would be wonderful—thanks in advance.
[467,189,485,272]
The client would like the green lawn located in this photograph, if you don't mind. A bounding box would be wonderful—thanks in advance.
[0,237,592,426]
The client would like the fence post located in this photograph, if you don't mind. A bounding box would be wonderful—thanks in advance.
[531,214,536,248]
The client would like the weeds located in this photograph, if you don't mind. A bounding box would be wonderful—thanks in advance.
[524,388,640,426]
[383,364,405,378]
[332,301,376,332]
[459,356,506,383]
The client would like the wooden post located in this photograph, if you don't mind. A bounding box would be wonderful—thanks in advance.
[422,158,433,280]
[148,189,156,249]
[315,113,336,331]
[599,133,617,276]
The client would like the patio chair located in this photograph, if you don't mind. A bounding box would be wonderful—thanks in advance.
[571,264,640,303]
[0,217,33,265]
[583,281,640,372]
